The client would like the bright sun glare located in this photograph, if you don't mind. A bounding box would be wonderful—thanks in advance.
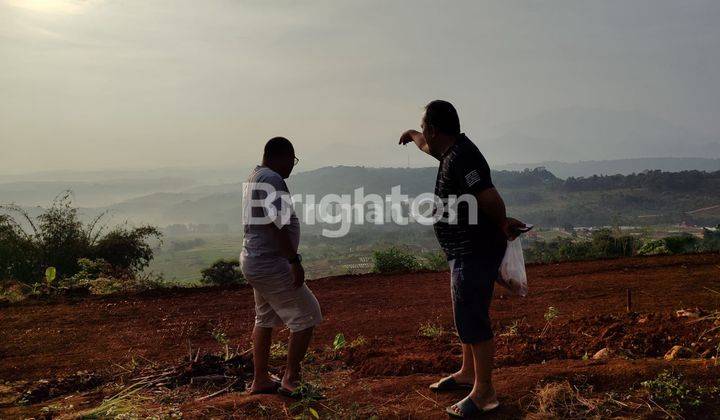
[5,0,92,15]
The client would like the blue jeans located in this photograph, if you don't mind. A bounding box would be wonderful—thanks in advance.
[449,256,500,343]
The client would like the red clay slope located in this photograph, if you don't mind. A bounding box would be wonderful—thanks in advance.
[1,253,719,418]
[3,253,719,381]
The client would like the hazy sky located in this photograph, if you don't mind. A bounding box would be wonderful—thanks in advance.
[2,0,719,174]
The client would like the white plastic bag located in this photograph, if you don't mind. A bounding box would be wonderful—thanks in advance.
[497,238,528,297]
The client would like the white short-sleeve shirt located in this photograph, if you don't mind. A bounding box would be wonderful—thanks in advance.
[241,166,300,263]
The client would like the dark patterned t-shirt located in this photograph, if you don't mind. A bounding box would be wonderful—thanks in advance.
[433,134,507,262]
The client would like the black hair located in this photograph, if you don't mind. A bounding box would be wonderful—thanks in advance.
[424,100,460,136]
[263,136,294,161]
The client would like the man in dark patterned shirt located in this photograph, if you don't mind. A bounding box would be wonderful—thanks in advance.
[399,100,528,418]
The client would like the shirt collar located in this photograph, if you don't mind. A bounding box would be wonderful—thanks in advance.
[440,133,466,159]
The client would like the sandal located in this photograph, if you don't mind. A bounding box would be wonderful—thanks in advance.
[248,379,281,395]
[446,396,499,418]
[430,376,473,392]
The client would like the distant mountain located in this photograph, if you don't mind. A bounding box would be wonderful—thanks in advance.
[97,166,720,229]
[0,178,194,207]
[0,166,250,184]
[498,158,720,179]
[0,166,251,207]
[481,107,720,164]
[76,166,558,227]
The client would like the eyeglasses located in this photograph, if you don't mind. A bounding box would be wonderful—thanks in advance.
[293,156,300,166]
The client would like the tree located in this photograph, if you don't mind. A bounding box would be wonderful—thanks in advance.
[1,192,162,286]
[200,259,245,286]
[93,226,161,273]
[0,215,40,283]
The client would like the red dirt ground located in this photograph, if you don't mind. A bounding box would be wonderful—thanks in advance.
[1,253,720,418]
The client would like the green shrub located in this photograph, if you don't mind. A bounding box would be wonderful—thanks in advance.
[589,229,638,258]
[69,258,115,282]
[92,226,161,273]
[701,226,720,251]
[525,236,599,263]
[557,237,593,260]
[525,229,641,263]
[423,252,448,271]
[0,214,41,284]
[641,370,719,416]
[34,195,91,281]
[372,247,421,273]
[638,234,705,256]
[1,192,162,289]
[637,239,671,256]
[64,258,166,295]
[200,259,245,286]
[663,234,700,254]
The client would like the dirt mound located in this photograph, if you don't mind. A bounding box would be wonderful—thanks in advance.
[339,310,720,378]
[496,311,720,367]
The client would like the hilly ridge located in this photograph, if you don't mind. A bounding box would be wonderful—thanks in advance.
[3,165,720,229]
[97,167,720,229]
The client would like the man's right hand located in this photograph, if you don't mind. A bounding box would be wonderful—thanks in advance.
[399,129,423,145]
[290,262,305,289]
[399,129,431,155]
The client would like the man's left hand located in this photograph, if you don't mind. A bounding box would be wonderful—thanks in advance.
[290,262,305,289]
[503,217,528,240]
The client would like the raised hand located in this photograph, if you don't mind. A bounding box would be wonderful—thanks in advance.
[399,129,422,145]
[399,129,431,155]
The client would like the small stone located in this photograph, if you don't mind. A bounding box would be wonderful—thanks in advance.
[664,345,697,361]
[676,308,701,318]
[592,348,613,359]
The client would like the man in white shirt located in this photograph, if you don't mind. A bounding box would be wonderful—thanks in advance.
[240,137,322,397]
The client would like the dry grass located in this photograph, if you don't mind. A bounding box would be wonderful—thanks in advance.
[270,341,288,360]
[418,321,445,339]
[524,380,606,419]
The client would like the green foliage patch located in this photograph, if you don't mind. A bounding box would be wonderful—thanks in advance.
[372,247,422,273]
[641,370,720,416]
[200,259,245,286]
[1,192,162,297]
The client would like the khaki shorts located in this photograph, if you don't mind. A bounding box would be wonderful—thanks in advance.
[241,255,322,332]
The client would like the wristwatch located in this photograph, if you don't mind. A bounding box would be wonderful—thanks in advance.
[289,254,302,265]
